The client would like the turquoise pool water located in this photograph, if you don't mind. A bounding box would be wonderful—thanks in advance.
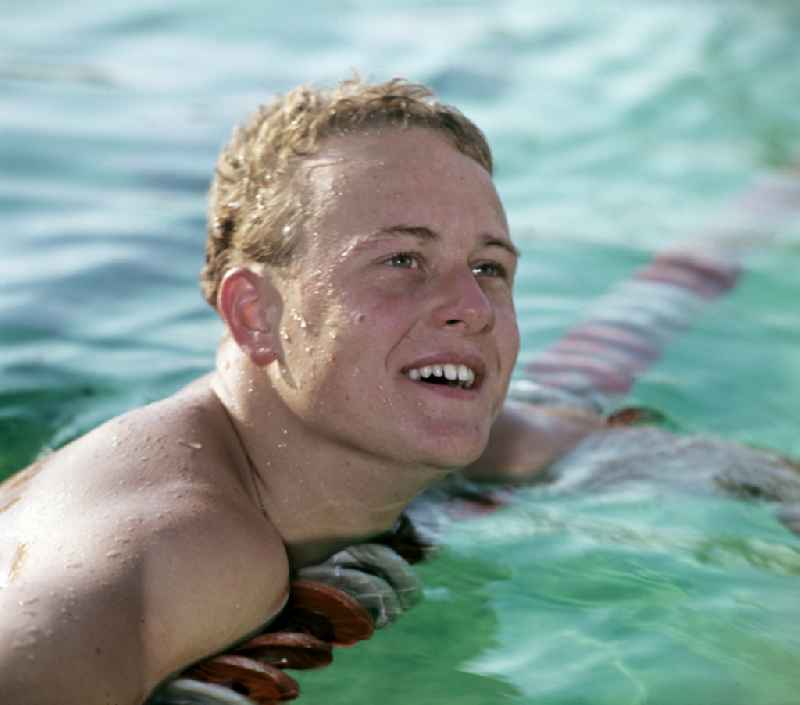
[2,2,800,703]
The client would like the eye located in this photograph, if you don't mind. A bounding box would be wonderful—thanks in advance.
[384,252,421,269]
[472,261,508,279]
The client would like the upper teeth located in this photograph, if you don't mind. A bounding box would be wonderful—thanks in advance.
[407,363,476,387]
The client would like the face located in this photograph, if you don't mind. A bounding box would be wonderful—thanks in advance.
[267,128,520,470]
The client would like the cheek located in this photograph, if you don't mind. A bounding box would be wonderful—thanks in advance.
[340,284,417,333]
[304,312,378,382]
[311,303,404,394]
[497,303,520,356]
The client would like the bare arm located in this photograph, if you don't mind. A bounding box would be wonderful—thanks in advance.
[462,400,604,483]
[0,497,288,705]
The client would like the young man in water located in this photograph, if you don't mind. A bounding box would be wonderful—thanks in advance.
[0,78,601,704]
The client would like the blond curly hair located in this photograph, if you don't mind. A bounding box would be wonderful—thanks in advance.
[200,77,494,308]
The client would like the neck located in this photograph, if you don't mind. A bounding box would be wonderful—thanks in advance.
[211,343,449,568]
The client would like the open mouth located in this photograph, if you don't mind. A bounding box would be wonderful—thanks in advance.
[404,363,477,390]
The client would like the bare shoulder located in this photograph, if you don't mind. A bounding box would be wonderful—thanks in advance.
[0,377,289,704]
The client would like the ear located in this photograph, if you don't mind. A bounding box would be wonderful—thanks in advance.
[217,267,281,367]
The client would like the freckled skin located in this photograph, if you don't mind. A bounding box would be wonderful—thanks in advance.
[0,129,597,705]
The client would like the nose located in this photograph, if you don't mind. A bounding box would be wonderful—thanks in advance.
[429,268,495,334]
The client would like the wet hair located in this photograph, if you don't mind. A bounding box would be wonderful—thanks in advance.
[200,76,494,308]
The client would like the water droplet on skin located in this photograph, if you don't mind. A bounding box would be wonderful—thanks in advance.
[105,551,121,558]
[289,309,310,330]
[178,440,203,450]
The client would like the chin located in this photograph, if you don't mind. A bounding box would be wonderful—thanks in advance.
[411,431,489,470]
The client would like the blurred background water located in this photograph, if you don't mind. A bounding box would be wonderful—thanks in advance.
[1,1,799,703]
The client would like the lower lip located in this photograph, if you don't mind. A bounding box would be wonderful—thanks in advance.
[401,375,481,399]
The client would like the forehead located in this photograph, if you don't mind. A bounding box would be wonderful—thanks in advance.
[298,128,509,243]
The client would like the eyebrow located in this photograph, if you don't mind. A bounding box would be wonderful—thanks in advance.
[375,225,521,259]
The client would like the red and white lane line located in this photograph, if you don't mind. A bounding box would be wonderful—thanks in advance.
[516,169,800,410]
